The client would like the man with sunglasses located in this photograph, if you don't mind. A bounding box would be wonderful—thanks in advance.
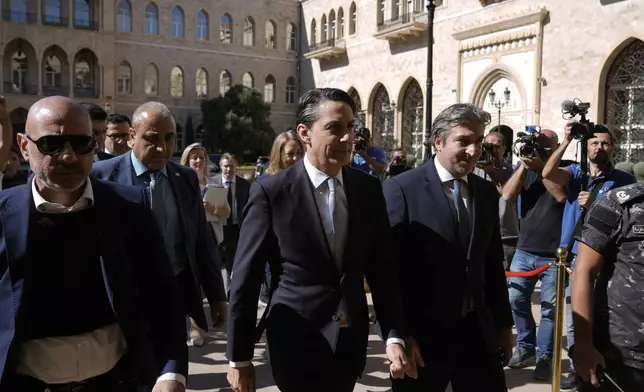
[80,102,114,161]
[0,96,188,392]
[92,101,228,342]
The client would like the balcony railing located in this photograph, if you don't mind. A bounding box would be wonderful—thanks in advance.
[74,19,99,30]
[42,14,69,27]
[75,86,100,98]
[43,85,70,96]
[377,11,421,32]
[4,82,38,95]
[309,37,339,52]
[1,9,37,24]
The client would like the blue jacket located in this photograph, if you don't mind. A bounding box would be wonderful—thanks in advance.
[0,178,188,384]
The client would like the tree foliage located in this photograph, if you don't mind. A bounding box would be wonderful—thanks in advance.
[201,85,275,159]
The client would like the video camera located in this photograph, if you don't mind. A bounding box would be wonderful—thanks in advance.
[388,155,410,176]
[513,125,544,158]
[477,142,498,165]
[561,99,594,139]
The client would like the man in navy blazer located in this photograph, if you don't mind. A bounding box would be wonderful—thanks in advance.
[383,103,514,392]
[0,96,187,391]
[92,101,227,332]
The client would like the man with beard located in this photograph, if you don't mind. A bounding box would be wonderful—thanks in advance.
[0,96,187,391]
[542,123,634,391]
[383,103,513,392]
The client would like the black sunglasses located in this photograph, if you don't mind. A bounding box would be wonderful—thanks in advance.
[25,134,97,156]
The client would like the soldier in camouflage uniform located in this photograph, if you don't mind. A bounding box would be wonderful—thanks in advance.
[572,183,644,391]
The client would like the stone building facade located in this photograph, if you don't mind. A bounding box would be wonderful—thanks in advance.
[300,0,644,163]
[2,0,301,151]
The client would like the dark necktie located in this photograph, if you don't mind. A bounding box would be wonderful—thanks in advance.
[226,181,234,226]
[148,171,166,228]
[452,179,471,249]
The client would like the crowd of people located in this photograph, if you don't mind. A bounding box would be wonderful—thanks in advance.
[0,88,643,392]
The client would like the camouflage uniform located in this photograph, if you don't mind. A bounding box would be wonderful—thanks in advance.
[577,183,644,389]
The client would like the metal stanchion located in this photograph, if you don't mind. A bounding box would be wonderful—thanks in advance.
[551,247,568,392]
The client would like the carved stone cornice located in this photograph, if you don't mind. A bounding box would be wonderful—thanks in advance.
[452,6,548,41]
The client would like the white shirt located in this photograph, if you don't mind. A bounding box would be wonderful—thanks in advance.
[434,156,472,220]
[20,180,186,387]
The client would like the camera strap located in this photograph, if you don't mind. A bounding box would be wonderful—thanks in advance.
[565,177,608,261]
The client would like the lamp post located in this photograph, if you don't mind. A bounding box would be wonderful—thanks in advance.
[489,86,511,131]
[424,0,436,161]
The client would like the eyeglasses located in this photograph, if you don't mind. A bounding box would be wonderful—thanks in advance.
[107,132,129,141]
[25,134,97,156]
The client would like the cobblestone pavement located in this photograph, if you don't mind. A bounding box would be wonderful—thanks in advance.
[190,286,567,392]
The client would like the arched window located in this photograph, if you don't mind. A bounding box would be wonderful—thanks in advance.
[219,70,231,95]
[286,23,297,52]
[348,88,364,127]
[605,39,644,161]
[371,84,392,146]
[377,0,385,25]
[349,2,357,35]
[10,0,28,23]
[170,66,184,97]
[220,13,232,43]
[285,76,296,104]
[310,19,317,46]
[11,51,28,92]
[321,14,327,41]
[197,11,209,41]
[242,72,254,89]
[338,8,345,39]
[171,7,184,38]
[144,63,158,95]
[329,10,336,39]
[401,79,424,162]
[74,0,91,28]
[117,61,132,94]
[243,17,255,46]
[44,55,62,87]
[196,68,208,98]
[265,20,276,49]
[264,75,276,103]
[116,0,132,32]
[74,49,99,97]
[43,0,62,24]
[145,3,158,34]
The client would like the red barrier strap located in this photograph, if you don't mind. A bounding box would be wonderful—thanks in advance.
[506,263,553,278]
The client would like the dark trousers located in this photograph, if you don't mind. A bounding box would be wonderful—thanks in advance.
[502,237,518,271]
[222,224,240,284]
[266,305,357,392]
[391,313,507,392]
[578,362,644,392]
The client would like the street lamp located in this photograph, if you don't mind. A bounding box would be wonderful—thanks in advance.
[424,0,437,161]
[489,86,511,131]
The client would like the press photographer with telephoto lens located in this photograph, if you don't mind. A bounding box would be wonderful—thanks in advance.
[501,127,569,381]
[473,130,518,270]
[542,99,635,391]
[384,149,411,179]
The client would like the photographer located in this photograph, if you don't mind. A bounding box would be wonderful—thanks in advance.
[541,123,634,391]
[384,148,411,179]
[502,129,568,381]
[352,127,387,176]
[473,131,518,270]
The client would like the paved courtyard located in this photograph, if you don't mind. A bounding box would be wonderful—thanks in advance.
[190,285,566,392]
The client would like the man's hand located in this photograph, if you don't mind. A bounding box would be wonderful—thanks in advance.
[520,151,545,172]
[228,364,255,392]
[499,327,514,367]
[578,191,591,209]
[575,344,606,387]
[0,96,8,122]
[211,301,228,329]
[403,337,425,379]
[386,343,410,379]
[564,121,575,143]
[152,380,185,392]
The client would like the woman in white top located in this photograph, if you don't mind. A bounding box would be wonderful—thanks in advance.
[180,143,230,346]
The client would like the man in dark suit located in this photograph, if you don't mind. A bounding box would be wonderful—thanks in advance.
[383,103,514,392]
[92,101,227,334]
[227,88,415,392]
[212,153,251,283]
[79,102,114,161]
[0,96,187,392]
